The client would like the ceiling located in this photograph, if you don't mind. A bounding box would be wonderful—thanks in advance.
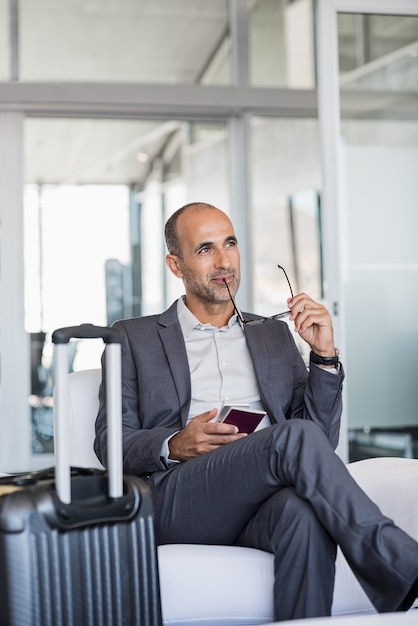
[15,1,418,186]
[19,0,229,84]
[25,118,185,186]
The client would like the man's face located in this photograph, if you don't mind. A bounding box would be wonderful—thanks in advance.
[171,206,241,305]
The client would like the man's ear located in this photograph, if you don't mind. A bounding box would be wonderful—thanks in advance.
[166,254,183,278]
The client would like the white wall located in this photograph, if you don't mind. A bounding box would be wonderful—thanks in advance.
[342,145,418,429]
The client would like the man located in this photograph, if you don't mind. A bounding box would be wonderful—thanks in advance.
[94,201,418,621]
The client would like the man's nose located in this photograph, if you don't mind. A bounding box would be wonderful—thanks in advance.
[214,248,231,268]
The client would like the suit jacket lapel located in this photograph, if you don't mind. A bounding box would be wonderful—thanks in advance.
[158,303,191,427]
[244,323,275,417]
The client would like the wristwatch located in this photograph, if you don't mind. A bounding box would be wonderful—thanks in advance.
[310,348,340,367]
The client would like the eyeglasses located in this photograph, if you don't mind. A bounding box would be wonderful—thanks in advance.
[223,264,294,327]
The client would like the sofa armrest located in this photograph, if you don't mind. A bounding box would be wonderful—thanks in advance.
[332,457,418,617]
[347,457,418,541]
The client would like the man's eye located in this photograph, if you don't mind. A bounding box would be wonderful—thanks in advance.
[226,240,236,247]
[198,247,210,254]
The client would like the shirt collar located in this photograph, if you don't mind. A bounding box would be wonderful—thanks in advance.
[177,295,240,337]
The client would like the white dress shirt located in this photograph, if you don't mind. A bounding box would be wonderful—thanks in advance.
[176,295,269,424]
[160,297,271,464]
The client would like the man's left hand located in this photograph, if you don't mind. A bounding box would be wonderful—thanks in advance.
[288,293,335,357]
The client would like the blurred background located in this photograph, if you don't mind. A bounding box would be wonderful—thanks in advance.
[0,0,417,470]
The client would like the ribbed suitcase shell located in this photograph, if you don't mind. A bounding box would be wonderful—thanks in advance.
[0,474,162,626]
[0,325,162,626]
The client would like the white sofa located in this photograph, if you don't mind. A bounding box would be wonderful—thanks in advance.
[273,613,418,626]
[66,369,418,626]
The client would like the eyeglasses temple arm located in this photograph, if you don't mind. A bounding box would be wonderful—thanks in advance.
[277,264,294,298]
[222,278,245,324]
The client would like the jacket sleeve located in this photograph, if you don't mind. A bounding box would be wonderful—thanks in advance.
[94,319,185,476]
[246,320,344,450]
[279,325,344,450]
[302,359,344,450]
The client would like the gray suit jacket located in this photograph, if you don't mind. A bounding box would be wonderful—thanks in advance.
[94,300,344,476]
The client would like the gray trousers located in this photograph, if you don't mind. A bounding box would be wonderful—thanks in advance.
[148,420,418,621]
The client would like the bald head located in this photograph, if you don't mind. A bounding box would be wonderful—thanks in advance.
[165,202,225,259]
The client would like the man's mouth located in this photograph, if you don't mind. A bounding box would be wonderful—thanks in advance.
[212,274,232,285]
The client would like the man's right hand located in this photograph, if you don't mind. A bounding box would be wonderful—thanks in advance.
[168,409,247,462]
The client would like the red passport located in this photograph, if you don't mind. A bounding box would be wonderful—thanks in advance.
[219,405,267,434]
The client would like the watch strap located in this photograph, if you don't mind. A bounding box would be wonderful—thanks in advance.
[310,349,339,367]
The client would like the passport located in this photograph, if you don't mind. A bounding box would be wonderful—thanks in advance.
[218,405,267,434]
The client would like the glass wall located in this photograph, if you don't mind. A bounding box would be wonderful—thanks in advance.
[249,0,315,88]
[341,115,418,440]
[338,13,418,87]
[326,6,418,460]
[25,183,131,454]
[250,116,321,363]
[24,117,230,458]
[339,11,418,443]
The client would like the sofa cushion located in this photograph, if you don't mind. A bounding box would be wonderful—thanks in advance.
[158,544,274,626]
[159,458,418,625]
[271,609,418,626]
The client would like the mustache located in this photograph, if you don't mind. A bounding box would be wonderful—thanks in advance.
[209,272,235,280]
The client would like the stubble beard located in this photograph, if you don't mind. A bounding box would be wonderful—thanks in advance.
[184,270,240,305]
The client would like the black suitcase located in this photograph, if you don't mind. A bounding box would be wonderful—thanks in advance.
[0,324,162,626]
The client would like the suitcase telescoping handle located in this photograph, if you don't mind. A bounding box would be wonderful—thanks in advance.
[52,324,122,504]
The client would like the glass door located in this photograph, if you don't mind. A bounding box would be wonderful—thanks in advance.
[317,0,418,461]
